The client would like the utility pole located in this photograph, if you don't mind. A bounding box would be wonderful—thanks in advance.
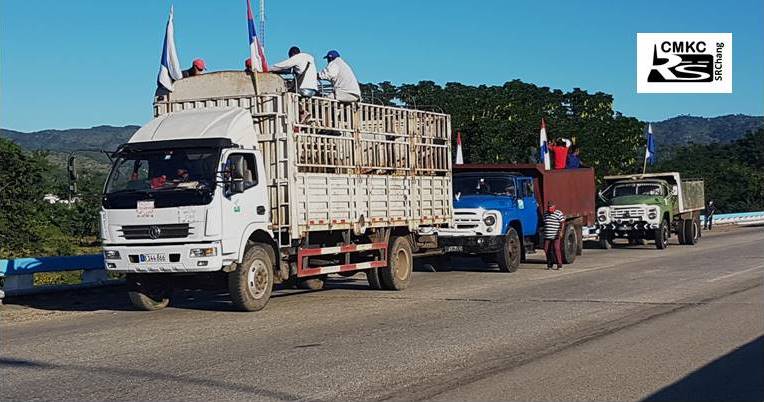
[259,0,266,49]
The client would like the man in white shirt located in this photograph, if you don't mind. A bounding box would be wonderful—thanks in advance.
[269,46,318,97]
[318,50,361,102]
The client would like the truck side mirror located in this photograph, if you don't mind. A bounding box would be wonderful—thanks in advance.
[225,156,246,195]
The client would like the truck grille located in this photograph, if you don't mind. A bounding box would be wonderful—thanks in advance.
[454,210,481,229]
[118,224,191,240]
[612,207,645,220]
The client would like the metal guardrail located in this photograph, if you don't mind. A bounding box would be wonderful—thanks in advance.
[703,211,764,225]
[0,254,110,298]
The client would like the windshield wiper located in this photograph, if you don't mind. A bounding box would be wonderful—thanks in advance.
[106,188,150,195]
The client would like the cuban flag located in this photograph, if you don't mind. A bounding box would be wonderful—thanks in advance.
[157,6,183,91]
[247,0,268,72]
[645,123,657,165]
[539,118,551,170]
[455,131,464,165]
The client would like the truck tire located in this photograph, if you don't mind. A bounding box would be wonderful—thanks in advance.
[496,228,521,273]
[366,268,384,290]
[127,275,170,311]
[298,276,326,290]
[655,219,670,249]
[683,217,700,245]
[228,243,274,311]
[380,236,413,290]
[677,219,687,245]
[562,224,577,264]
[599,230,612,249]
[575,225,584,256]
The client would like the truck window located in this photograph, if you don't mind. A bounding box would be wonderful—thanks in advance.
[226,153,258,190]
[454,175,516,197]
[106,148,218,194]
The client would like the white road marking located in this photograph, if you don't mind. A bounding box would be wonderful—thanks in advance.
[707,265,764,282]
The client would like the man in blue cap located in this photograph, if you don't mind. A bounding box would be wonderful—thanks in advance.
[318,50,361,102]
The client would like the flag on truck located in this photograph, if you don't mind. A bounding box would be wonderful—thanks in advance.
[157,6,183,91]
[539,119,551,170]
[455,131,464,164]
[645,123,656,165]
[246,0,268,72]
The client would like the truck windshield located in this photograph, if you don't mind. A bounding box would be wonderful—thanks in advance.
[454,176,516,197]
[106,148,219,194]
[612,183,664,197]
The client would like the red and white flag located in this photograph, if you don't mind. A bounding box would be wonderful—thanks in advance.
[455,131,464,165]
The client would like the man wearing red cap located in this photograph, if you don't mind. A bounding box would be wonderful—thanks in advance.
[182,58,206,78]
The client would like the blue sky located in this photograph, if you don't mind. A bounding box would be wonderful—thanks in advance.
[1,0,762,132]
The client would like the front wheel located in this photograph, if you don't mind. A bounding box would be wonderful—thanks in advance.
[379,236,413,290]
[228,243,274,311]
[126,274,170,311]
[655,219,670,249]
[497,228,521,272]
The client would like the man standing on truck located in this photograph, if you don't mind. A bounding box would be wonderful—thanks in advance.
[549,138,570,169]
[543,201,565,270]
[318,50,361,102]
[704,200,717,230]
[268,46,318,97]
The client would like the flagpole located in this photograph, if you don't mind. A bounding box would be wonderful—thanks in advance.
[642,150,648,175]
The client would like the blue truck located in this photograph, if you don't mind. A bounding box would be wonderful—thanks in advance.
[438,164,596,271]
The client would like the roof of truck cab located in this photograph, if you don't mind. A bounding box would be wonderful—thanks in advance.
[129,107,257,149]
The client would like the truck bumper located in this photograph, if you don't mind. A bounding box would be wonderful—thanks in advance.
[439,235,504,254]
[102,242,224,273]
[599,222,659,231]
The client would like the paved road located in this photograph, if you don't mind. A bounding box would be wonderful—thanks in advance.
[2,227,763,401]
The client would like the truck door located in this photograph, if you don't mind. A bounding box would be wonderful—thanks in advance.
[220,150,269,255]
[516,178,538,236]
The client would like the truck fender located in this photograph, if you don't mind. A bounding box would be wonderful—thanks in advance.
[236,224,275,263]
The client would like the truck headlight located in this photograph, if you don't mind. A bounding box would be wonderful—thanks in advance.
[104,250,121,260]
[598,215,607,222]
[648,208,658,220]
[483,215,496,226]
[190,247,217,258]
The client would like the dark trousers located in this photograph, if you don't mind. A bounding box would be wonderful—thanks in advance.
[704,215,713,230]
[544,238,563,268]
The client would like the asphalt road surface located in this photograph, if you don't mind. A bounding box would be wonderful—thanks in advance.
[2,226,763,401]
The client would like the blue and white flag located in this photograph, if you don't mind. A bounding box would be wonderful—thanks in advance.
[539,119,551,170]
[157,6,183,91]
[645,123,656,165]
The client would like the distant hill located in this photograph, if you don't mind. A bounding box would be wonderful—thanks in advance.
[650,114,763,147]
[0,125,138,153]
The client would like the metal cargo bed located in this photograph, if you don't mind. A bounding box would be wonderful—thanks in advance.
[153,71,453,243]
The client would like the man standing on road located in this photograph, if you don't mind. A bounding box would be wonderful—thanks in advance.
[318,50,361,102]
[543,201,565,270]
[704,200,717,230]
[268,46,319,97]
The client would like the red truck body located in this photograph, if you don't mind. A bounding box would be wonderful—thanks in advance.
[453,163,596,225]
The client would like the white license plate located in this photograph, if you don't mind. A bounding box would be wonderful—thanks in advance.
[445,246,463,253]
[139,253,167,263]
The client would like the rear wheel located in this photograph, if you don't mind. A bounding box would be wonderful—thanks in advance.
[677,219,687,245]
[684,216,700,245]
[379,236,413,290]
[655,219,670,249]
[127,274,170,311]
[562,224,577,264]
[366,268,384,290]
[228,244,274,311]
[497,228,521,272]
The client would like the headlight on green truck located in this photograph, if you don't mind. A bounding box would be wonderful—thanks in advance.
[648,208,658,220]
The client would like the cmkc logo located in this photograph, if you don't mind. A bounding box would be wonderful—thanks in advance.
[637,33,732,93]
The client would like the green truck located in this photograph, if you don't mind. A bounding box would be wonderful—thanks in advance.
[596,173,705,249]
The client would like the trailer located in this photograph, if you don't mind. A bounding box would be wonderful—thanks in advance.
[101,72,452,311]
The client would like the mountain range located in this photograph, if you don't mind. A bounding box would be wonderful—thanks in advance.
[1,114,761,156]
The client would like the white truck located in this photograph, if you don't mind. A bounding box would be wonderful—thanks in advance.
[101,72,452,311]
